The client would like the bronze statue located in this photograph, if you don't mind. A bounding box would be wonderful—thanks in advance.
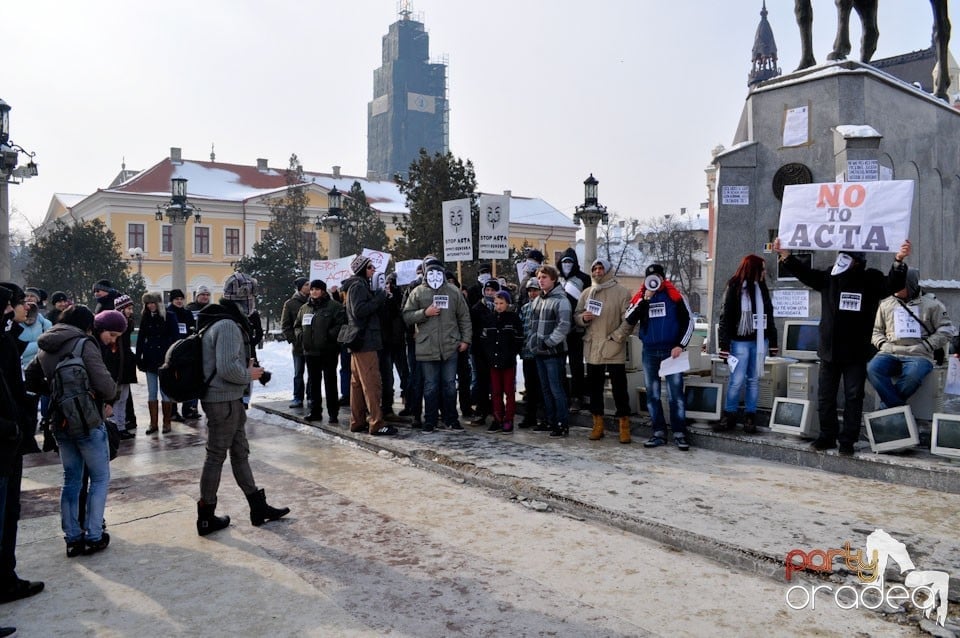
[794,0,952,100]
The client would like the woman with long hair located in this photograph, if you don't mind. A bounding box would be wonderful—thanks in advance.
[716,254,778,433]
[135,293,172,434]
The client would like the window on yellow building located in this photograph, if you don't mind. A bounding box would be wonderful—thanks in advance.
[194,227,210,255]
[161,225,172,253]
[128,223,145,251]
[225,228,240,256]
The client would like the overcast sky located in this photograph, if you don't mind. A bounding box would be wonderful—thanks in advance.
[4,1,957,238]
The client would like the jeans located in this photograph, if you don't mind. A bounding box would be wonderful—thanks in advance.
[818,359,867,445]
[724,339,767,413]
[144,371,169,402]
[199,399,257,503]
[867,353,933,409]
[642,347,686,434]
[536,355,568,427]
[55,424,110,543]
[291,353,309,402]
[422,356,459,427]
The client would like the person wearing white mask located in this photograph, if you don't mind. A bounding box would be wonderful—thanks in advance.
[774,238,910,455]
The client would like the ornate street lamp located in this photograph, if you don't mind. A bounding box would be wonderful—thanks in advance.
[316,185,346,259]
[573,173,609,266]
[0,98,39,280]
[156,177,201,293]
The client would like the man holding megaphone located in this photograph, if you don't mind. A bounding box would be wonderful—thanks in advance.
[625,264,696,451]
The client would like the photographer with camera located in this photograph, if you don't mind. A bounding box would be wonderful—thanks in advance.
[192,273,288,537]
[625,264,696,451]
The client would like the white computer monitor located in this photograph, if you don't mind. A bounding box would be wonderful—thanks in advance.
[930,413,960,460]
[782,320,820,361]
[863,406,920,453]
[684,380,723,424]
[769,397,815,437]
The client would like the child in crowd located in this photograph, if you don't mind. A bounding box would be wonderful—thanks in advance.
[482,291,524,433]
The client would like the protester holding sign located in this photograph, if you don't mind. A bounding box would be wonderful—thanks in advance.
[715,255,778,434]
[774,238,910,455]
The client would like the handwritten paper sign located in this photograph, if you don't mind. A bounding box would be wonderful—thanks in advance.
[309,255,356,289]
[478,194,510,259]
[361,248,391,274]
[779,181,913,252]
[395,259,420,286]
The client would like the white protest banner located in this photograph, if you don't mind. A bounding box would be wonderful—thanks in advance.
[309,255,356,289]
[361,248,392,273]
[478,194,510,259]
[395,259,421,286]
[772,289,810,318]
[442,198,473,262]
[779,180,913,252]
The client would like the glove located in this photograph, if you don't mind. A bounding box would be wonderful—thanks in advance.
[769,346,779,357]
[719,350,730,362]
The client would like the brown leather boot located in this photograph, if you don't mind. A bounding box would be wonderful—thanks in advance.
[161,402,173,433]
[588,415,605,440]
[618,416,632,444]
[146,400,159,434]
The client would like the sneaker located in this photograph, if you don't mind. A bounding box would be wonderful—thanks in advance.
[838,442,856,456]
[532,421,552,432]
[84,532,110,555]
[470,414,487,426]
[183,409,201,420]
[304,413,321,422]
[673,433,690,451]
[643,432,667,448]
[66,540,85,558]
[288,400,304,409]
[810,437,837,451]
[501,421,513,434]
[487,421,502,432]
[327,416,339,425]
[447,422,464,431]
[517,419,533,429]
[411,417,423,429]
[370,425,399,436]
[398,408,413,417]
[118,429,136,440]
[170,413,185,423]
[421,423,436,433]
[0,578,44,603]
[384,412,409,423]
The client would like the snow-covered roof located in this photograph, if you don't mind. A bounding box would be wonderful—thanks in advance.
[834,124,882,138]
[484,193,574,228]
[52,193,86,208]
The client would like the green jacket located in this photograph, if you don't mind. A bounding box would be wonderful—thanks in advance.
[280,292,309,355]
[295,295,346,356]
[402,281,472,362]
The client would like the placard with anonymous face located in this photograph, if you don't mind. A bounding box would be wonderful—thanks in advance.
[478,194,510,259]
[442,198,473,262]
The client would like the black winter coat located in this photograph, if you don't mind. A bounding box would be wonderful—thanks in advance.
[136,310,171,372]
[479,310,524,369]
[717,280,778,352]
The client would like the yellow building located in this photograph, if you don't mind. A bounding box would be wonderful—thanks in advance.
[41,148,576,296]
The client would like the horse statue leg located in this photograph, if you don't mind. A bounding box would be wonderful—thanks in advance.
[931,0,952,100]
[856,0,880,63]
[828,0,855,60]
[795,0,817,69]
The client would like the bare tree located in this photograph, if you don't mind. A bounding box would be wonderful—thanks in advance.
[596,212,644,274]
[638,215,704,297]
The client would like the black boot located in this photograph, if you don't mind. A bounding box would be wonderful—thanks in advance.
[246,489,290,526]
[196,500,231,536]
[743,412,757,434]
[712,411,736,432]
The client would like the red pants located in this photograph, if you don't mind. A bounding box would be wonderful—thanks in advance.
[489,366,517,424]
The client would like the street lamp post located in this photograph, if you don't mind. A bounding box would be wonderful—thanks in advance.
[128,246,144,277]
[0,98,39,280]
[315,185,344,259]
[156,177,200,294]
[573,173,608,266]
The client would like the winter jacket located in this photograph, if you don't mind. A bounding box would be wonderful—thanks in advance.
[625,280,694,351]
[781,254,906,364]
[342,275,386,353]
[519,300,536,360]
[18,314,52,369]
[281,291,309,355]
[872,285,954,362]
[98,338,123,403]
[198,303,253,403]
[717,280,778,352]
[559,247,591,334]
[166,303,196,341]
[93,290,118,314]
[403,277,472,362]
[117,317,137,384]
[574,270,633,365]
[525,282,572,357]
[471,297,496,365]
[479,310,523,369]
[2,317,34,467]
[25,323,117,414]
[295,295,346,356]
[136,309,171,373]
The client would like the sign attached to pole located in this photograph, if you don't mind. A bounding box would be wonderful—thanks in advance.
[442,198,473,262]
[478,194,510,259]
[778,180,913,252]
[361,248,391,273]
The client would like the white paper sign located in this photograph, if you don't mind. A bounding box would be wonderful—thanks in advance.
[442,198,473,262]
[301,313,313,327]
[782,105,809,147]
[658,351,690,377]
[839,292,862,312]
[727,354,740,374]
[432,295,450,309]
[563,280,582,301]
[721,185,750,205]
[779,181,914,253]
[946,357,960,395]
[395,259,421,286]
[586,298,603,316]
[478,194,510,259]
[178,323,187,335]
[772,289,809,318]
[309,255,356,289]
[846,159,879,182]
[361,248,391,274]
[893,306,922,339]
[648,302,666,318]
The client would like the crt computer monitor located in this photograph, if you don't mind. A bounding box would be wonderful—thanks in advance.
[683,380,723,423]
[930,413,960,460]
[782,320,820,361]
[769,397,816,437]
[863,406,920,453]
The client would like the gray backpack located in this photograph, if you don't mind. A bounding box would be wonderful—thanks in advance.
[49,337,102,438]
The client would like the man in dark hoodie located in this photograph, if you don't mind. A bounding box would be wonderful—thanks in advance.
[0,283,44,607]
[558,248,591,412]
[92,279,118,313]
[775,238,911,455]
[193,275,289,537]
[280,277,310,409]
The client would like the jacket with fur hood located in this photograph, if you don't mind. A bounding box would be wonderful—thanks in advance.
[574,259,633,365]
[136,293,169,372]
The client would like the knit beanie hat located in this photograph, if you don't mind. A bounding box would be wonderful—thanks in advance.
[61,305,95,332]
[483,279,501,293]
[169,288,185,300]
[645,264,666,278]
[92,279,113,293]
[495,290,512,305]
[51,291,69,304]
[94,309,127,333]
[294,277,309,290]
[310,279,327,291]
[114,294,134,311]
[195,285,211,296]
[351,255,372,275]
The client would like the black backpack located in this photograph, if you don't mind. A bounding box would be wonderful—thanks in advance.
[158,319,223,402]
[49,337,102,438]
